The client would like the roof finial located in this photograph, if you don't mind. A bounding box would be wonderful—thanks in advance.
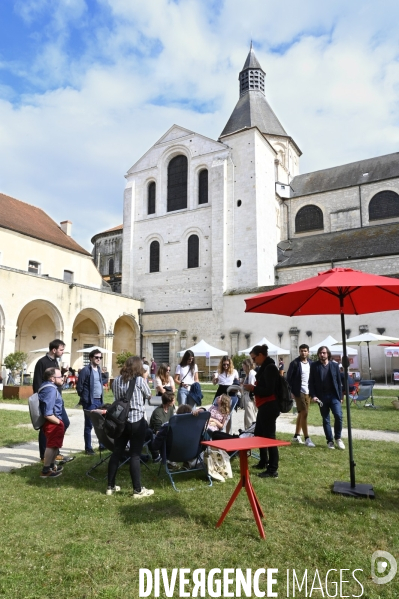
[250,39,253,51]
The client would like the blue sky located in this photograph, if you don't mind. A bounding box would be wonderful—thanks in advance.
[1,0,399,248]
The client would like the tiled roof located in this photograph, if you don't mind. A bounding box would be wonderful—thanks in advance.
[220,90,287,138]
[290,152,399,197]
[277,222,399,268]
[0,192,91,255]
[91,224,123,243]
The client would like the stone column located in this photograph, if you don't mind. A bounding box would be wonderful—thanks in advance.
[230,332,240,356]
[289,327,300,362]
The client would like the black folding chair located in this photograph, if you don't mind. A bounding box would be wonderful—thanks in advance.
[158,411,212,492]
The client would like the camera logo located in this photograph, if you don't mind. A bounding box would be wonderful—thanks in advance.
[371,551,397,585]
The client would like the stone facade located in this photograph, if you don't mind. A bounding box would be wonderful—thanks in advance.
[91,225,123,293]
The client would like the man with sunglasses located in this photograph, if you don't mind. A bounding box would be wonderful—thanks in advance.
[76,349,104,454]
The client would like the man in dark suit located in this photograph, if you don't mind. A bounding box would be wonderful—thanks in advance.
[309,346,345,450]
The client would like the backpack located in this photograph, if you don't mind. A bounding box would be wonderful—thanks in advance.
[103,377,136,439]
[28,383,54,430]
[275,375,294,413]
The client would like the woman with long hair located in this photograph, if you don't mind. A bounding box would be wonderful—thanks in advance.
[241,357,257,429]
[155,363,175,396]
[212,356,239,399]
[106,356,153,498]
[174,350,198,405]
[207,394,231,438]
[248,344,281,479]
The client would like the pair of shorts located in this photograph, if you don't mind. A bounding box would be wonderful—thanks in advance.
[42,420,65,448]
[294,393,311,413]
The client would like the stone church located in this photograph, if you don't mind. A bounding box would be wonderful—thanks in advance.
[98,45,399,378]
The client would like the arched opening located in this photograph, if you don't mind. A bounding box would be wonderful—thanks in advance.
[369,190,399,221]
[112,315,139,373]
[187,234,199,269]
[167,155,188,212]
[108,258,114,275]
[150,240,160,273]
[148,181,156,215]
[16,300,64,374]
[295,205,324,233]
[71,308,106,370]
[198,169,208,204]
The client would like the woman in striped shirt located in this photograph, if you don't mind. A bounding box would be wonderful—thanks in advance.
[107,356,153,498]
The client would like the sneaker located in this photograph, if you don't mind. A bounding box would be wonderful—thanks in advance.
[152,455,162,464]
[105,486,121,496]
[133,487,154,499]
[85,449,95,455]
[327,441,335,449]
[40,469,63,479]
[253,462,267,470]
[336,439,345,450]
[52,465,63,473]
[305,438,316,448]
[166,460,178,469]
[291,436,304,444]
[258,470,278,479]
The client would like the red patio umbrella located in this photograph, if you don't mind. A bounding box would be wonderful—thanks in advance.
[245,267,399,499]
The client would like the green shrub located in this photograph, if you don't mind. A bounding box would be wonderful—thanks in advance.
[3,351,28,375]
[115,351,134,368]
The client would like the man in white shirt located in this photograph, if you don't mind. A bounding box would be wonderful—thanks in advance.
[286,344,315,447]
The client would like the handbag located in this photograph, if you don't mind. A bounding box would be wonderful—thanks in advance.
[204,447,233,482]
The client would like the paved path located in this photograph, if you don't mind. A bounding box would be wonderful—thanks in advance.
[0,402,398,473]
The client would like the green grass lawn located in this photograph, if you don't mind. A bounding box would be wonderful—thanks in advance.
[0,411,38,447]
[0,436,398,598]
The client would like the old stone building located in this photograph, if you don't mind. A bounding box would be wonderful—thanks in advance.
[0,193,141,379]
[93,45,399,378]
[91,224,123,293]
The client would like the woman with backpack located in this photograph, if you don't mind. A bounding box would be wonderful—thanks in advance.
[106,356,153,498]
[249,344,281,479]
[174,350,199,405]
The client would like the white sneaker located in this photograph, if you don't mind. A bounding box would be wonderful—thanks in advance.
[336,439,345,450]
[305,438,315,447]
[133,487,154,499]
[105,486,121,495]
[327,442,335,449]
[291,436,304,444]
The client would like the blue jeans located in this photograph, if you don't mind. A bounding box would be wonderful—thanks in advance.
[39,403,70,459]
[177,386,190,405]
[319,395,343,443]
[84,399,103,451]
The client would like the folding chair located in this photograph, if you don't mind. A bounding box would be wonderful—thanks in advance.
[350,385,373,408]
[357,379,376,408]
[158,411,212,492]
[85,411,150,480]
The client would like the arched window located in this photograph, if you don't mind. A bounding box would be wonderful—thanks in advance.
[198,169,208,204]
[108,258,114,275]
[149,240,160,273]
[187,235,199,269]
[369,190,399,221]
[167,155,188,212]
[148,182,156,215]
[295,205,324,233]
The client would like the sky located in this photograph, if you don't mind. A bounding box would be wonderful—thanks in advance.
[1,0,399,249]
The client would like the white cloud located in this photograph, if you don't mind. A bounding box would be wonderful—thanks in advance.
[1,0,399,248]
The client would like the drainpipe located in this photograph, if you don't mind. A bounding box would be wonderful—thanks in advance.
[358,185,363,228]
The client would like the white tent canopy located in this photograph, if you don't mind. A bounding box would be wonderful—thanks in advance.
[310,335,357,355]
[344,333,399,345]
[77,346,114,354]
[178,339,227,357]
[238,337,290,356]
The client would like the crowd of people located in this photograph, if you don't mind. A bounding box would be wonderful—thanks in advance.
[34,338,348,491]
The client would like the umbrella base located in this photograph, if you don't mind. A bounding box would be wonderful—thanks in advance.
[333,481,375,499]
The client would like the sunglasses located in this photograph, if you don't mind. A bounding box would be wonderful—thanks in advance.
[94,356,102,360]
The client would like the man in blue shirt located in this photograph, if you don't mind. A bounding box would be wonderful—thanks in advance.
[38,367,65,478]
[309,346,345,450]
[76,349,104,454]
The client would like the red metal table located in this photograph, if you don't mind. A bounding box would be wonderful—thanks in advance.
[202,437,291,539]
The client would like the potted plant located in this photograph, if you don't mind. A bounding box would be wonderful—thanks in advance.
[3,351,31,399]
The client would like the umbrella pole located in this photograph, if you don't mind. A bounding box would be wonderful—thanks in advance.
[366,341,375,406]
[332,303,374,498]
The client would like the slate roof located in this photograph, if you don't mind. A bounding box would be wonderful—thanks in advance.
[277,222,399,268]
[242,45,264,71]
[0,192,91,255]
[220,90,287,138]
[290,152,399,197]
[91,224,123,244]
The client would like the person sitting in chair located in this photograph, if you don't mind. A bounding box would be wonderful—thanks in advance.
[206,394,231,439]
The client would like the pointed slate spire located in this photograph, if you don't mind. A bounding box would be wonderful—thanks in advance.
[220,44,287,138]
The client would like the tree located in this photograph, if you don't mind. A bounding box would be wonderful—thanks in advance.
[116,351,134,368]
[3,351,28,376]
[232,353,247,373]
